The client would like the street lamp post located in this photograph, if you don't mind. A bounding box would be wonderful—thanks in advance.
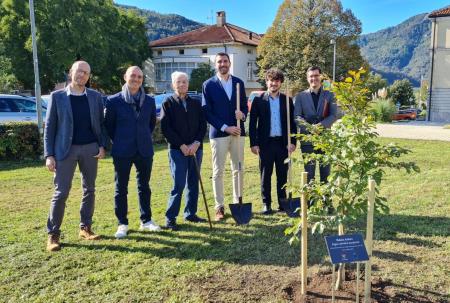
[29,0,43,135]
[330,39,336,82]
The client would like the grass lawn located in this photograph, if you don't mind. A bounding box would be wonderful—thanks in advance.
[0,138,449,302]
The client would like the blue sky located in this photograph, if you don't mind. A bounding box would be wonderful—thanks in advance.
[115,0,449,35]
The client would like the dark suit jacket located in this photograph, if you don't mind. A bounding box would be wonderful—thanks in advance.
[104,92,156,158]
[44,87,108,161]
[202,75,248,139]
[249,92,297,148]
[293,88,338,146]
[160,94,207,150]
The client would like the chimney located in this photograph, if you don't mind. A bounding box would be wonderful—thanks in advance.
[216,11,226,27]
[249,32,253,40]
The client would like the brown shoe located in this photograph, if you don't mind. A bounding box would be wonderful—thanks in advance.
[79,226,101,240]
[215,207,225,221]
[47,234,61,252]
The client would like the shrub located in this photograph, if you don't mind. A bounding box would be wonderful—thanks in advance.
[152,119,166,144]
[370,98,396,122]
[0,122,42,160]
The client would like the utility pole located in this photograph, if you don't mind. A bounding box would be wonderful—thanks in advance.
[330,39,336,82]
[29,0,43,136]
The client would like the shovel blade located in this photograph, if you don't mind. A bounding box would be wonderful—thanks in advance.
[279,197,300,218]
[229,203,253,225]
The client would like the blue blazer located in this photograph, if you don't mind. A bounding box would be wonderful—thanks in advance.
[104,92,156,158]
[202,75,248,139]
[44,87,108,161]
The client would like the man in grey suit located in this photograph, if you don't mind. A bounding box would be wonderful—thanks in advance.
[294,66,338,207]
[44,60,108,252]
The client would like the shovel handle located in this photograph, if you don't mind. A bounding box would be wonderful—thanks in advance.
[192,155,213,229]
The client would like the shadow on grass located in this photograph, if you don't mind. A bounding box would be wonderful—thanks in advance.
[0,159,43,171]
[61,213,448,267]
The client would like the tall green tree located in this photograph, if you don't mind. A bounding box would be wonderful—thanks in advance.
[364,72,388,97]
[0,0,150,93]
[257,0,368,92]
[389,79,415,106]
[189,63,214,92]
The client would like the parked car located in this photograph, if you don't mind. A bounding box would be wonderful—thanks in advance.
[247,90,265,111]
[153,93,173,118]
[392,108,417,121]
[0,94,46,123]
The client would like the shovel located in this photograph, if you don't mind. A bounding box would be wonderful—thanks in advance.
[192,155,213,229]
[279,83,300,217]
[229,82,253,225]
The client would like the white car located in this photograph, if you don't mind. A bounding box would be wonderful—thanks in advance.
[0,94,46,123]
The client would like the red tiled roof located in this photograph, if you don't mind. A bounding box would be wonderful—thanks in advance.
[150,23,262,48]
[429,6,450,18]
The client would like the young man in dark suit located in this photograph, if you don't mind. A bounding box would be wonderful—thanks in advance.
[105,66,159,238]
[294,66,338,209]
[202,53,248,221]
[249,69,297,214]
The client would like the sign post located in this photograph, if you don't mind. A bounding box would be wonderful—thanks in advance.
[300,171,308,295]
[364,179,376,302]
[325,234,369,303]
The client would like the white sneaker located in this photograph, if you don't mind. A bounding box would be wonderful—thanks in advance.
[139,220,161,232]
[115,224,128,239]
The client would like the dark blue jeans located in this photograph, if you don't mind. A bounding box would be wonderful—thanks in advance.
[165,149,203,223]
[300,144,330,183]
[113,154,153,225]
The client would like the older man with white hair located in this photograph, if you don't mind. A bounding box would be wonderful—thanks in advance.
[160,71,207,230]
[105,66,159,238]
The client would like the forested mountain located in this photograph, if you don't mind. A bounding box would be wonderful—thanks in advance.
[118,4,433,87]
[359,13,431,86]
[117,4,204,41]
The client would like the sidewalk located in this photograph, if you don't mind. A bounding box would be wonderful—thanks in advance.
[376,121,450,142]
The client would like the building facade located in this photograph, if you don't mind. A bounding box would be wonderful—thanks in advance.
[428,7,450,122]
[149,11,262,95]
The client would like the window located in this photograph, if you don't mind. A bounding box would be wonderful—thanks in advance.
[0,99,12,112]
[247,49,253,54]
[13,98,36,112]
[157,50,162,56]
[202,48,207,54]
[446,29,450,48]
[155,62,200,81]
[247,62,253,80]
[179,49,184,55]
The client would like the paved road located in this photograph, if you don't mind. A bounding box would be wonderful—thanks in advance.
[376,121,450,142]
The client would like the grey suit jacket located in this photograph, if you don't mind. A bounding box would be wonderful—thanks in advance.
[44,87,108,161]
[293,88,338,145]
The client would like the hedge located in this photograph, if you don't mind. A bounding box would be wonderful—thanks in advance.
[0,122,42,160]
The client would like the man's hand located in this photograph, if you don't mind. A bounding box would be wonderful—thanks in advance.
[180,144,190,156]
[225,126,241,136]
[235,110,245,121]
[251,146,260,155]
[287,144,296,154]
[188,142,200,156]
[46,156,56,172]
[94,147,106,159]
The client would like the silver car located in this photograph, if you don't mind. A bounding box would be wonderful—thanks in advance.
[0,94,46,123]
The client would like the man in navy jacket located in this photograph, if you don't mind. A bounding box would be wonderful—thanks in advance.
[105,66,160,238]
[202,52,248,221]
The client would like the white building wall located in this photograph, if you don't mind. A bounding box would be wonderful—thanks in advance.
[430,16,450,122]
[149,43,262,94]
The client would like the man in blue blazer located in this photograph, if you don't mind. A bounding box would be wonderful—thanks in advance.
[202,52,248,221]
[44,60,108,252]
[105,66,160,238]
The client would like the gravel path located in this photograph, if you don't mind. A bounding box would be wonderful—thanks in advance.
[376,121,450,142]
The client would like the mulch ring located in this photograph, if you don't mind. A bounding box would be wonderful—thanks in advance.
[190,266,448,303]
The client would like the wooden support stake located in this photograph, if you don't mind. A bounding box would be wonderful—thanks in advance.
[356,262,360,302]
[301,171,308,295]
[364,179,376,303]
[331,264,336,303]
[335,223,345,289]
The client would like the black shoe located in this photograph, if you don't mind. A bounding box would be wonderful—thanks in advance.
[165,221,179,231]
[185,215,207,223]
[277,206,285,212]
[260,204,273,215]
